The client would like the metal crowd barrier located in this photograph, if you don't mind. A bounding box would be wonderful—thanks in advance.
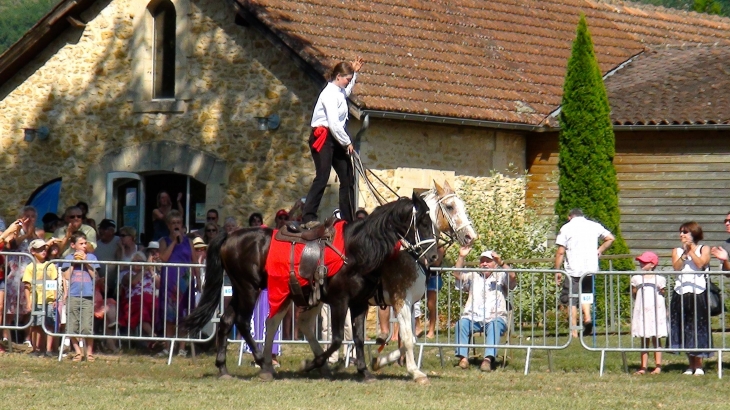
[579,269,730,379]
[4,249,729,379]
[37,259,214,364]
[0,252,36,352]
[414,267,570,375]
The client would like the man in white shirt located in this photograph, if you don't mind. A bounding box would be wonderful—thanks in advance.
[554,208,615,338]
[453,246,516,372]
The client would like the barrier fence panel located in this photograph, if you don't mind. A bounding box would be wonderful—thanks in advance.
[0,252,37,352]
[36,259,213,364]
[416,267,571,375]
[579,270,729,379]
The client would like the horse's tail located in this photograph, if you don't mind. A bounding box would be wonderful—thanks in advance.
[184,230,228,334]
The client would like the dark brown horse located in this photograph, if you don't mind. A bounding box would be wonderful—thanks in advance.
[184,193,438,381]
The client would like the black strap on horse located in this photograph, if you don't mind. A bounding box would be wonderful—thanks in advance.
[352,151,400,206]
[288,242,308,307]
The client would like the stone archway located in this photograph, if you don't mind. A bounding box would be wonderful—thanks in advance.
[87,141,228,219]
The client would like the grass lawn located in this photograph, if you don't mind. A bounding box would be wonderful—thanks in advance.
[0,340,727,409]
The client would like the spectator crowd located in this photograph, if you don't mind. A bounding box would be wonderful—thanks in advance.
[2,198,730,377]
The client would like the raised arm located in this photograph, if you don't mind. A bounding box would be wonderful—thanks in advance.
[453,245,471,281]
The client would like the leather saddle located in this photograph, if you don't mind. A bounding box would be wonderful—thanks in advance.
[275,217,341,307]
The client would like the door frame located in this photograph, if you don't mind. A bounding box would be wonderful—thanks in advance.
[105,171,146,237]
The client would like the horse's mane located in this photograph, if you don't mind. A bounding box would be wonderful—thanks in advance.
[345,197,415,274]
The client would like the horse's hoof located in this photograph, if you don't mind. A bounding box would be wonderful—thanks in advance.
[219,374,234,380]
[259,371,274,382]
[300,359,310,372]
[371,357,381,372]
[320,366,333,379]
[414,376,430,385]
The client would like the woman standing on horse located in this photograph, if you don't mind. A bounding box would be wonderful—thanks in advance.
[302,57,365,224]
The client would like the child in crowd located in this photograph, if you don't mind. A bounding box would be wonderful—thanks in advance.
[22,238,59,356]
[61,232,99,362]
[631,252,667,375]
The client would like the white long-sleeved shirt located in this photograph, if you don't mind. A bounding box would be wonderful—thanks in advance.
[310,73,357,146]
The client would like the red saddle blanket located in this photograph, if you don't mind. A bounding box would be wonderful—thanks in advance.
[265,220,347,317]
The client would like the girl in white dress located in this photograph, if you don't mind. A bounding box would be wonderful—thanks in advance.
[631,252,667,375]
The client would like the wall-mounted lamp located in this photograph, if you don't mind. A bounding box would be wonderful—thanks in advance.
[23,126,50,142]
[254,114,280,131]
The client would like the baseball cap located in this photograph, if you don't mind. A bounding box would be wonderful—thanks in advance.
[276,209,289,218]
[192,237,207,249]
[29,239,47,250]
[99,219,116,230]
[147,241,160,250]
[635,251,659,265]
[479,250,495,260]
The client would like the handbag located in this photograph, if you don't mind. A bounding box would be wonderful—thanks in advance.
[707,279,723,317]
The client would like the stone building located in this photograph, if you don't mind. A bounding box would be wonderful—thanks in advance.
[1,0,729,254]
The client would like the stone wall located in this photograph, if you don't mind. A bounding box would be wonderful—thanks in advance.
[0,0,320,226]
[354,119,527,210]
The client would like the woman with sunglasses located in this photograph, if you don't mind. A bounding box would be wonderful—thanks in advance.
[116,226,142,262]
[301,57,364,224]
[202,222,219,244]
[669,221,712,376]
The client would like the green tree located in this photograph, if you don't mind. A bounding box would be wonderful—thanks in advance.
[555,14,632,272]
[0,0,61,55]
[693,0,723,14]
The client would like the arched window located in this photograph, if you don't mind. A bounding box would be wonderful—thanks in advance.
[152,0,176,99]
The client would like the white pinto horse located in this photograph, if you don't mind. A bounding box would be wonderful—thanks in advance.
[367,181,476,384]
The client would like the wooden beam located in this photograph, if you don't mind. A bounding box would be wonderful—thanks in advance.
[66,16,86,28]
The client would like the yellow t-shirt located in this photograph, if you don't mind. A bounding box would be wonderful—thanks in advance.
[22,261,58,304]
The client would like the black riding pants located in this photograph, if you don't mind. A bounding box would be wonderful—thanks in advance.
[302,130,354,223]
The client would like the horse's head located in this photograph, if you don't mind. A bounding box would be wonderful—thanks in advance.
[406,192,439,265]
[424,180,477,247]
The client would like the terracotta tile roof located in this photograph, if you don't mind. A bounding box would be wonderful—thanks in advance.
[239,0,730,126]
[606,46,730,126]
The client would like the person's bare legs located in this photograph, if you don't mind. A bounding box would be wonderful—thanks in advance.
[377,308,390,341]
[651,337,662,374]
[581,303,592,325]
[85,337,94,357]
[569,306,578,338]
[426,290,438,338]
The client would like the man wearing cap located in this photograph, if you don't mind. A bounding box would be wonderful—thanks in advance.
[554,208,615,338]
[711,212,730,271]
[453,245,516,371]
[91,219,120,299]
[94,219,119,262]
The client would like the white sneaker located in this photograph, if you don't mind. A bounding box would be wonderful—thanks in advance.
[683,369,694,375]
[177,349,188,358]
[23,341,32,348]
[694,368,705,376]
[156,349,170,358]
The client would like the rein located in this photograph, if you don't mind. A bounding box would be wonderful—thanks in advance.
[351,152,437,259]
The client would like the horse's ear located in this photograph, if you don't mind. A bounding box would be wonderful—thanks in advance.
[412,192,424,210]
[443,180,454,193]
[434,180,445,196]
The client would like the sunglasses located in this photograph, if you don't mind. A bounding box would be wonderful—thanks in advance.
[277,215,288,220]
[207,217,217,220]
[679,230,690,234]
[724,219,730,224]
[206,229,217,233]
[68,215,82,219]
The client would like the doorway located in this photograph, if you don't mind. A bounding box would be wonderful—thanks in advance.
[106,171,206,245]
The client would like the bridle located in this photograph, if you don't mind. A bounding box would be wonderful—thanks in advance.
[430,191,473,248]
[398,206,437,261]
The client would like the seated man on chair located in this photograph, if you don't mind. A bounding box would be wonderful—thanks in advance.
[453,245,516,372]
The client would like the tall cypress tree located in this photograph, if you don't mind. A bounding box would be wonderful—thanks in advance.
[555,14,632,271]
